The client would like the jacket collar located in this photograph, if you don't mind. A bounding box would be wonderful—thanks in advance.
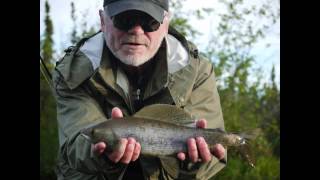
[59,29,192,99]
[96,39,169,100]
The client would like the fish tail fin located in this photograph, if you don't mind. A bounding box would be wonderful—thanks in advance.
[234,128,261,168]
[238,142,256,168]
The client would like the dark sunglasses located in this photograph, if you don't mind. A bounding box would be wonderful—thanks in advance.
[111,11,162,32]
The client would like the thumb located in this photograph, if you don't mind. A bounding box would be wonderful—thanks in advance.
[196,119,207,129]
[94,142,107,155]
[211,144,225,160]
[111,107,123,118]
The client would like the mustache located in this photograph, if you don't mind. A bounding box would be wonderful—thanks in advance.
[120,36,149,45]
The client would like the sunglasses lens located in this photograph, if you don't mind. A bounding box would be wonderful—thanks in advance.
[145,19,161,32]
[112,12,161,32]
[113,16,132,31]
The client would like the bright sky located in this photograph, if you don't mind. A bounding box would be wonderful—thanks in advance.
[40,0,279,87]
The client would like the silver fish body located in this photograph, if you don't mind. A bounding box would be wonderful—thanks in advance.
[83,117,245,156]
[82,104,258,167]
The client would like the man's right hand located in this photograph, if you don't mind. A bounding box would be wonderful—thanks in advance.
[93,107,141,164]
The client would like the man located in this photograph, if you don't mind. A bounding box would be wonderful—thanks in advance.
[53,0,226,179]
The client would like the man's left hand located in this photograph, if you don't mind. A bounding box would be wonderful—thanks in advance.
[177,119,226,163]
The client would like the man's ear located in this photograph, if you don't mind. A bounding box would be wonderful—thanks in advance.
[99,10,106,32]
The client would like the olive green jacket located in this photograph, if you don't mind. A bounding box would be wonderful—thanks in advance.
[52,28,226,180]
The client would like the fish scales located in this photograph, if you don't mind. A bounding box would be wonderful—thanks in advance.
[85,117,228,156]
[82,104,260,167]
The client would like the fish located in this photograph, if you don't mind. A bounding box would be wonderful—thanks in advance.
[82,104,260,167]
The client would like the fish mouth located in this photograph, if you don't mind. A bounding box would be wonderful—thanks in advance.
[81,133,92,141]
[80,128,95,143]
[81,127,94,137]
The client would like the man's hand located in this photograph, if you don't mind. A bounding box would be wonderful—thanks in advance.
[177,119,226,163]
[93,107,141,164]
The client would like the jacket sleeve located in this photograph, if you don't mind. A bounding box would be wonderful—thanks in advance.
[176,56,226,180]
[52,69,125,177]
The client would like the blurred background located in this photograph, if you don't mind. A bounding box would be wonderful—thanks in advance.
[40,0,280,179]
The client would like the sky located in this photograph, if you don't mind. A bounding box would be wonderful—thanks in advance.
[40,0,279,87]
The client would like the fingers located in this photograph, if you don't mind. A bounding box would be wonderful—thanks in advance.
[194,119,225,161]
[111,107,123,118]
[187,138,199,163]
[107,138,141,164]
[93,142,107,155]
[108,138,128,163]
[177,152,186,161]
[196,119,207,129]
[120,138,136,164]
[196,137,212,162]
[186,137,212,163]
[211,144,225,160]
[131,142,141,162]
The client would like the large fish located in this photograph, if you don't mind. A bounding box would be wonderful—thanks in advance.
[82,104,260,167]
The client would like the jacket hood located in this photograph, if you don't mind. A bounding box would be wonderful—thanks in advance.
[56,28,195,90]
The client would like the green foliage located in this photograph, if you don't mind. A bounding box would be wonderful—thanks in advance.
[169,0,203,39]
[40,65,58,180]
[70,1,78,44]
[69,1,99,45]
[169,0,279,179]
[208,0,279,58]
[212,66,280,179]
[41,0,54,64]
[213,152,280,180]
[40,1,58,179]
[40,2,99,179]
[40,79,58,179]
[207,1,279,179]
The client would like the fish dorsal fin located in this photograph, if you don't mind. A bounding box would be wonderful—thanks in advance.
[133,104,194,124]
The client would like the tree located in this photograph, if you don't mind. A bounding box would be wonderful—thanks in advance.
[169,0,280,179]
[40,1,58,179]
[70,1,78,45]
[69,1,98,46]
[207,1,279,179]
[41,0,54,65]
[40,2,98,179]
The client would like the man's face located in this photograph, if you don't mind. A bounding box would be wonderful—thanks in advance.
[100,10,169,67]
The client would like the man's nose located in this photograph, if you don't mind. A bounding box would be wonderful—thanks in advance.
[127,24,145,34]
